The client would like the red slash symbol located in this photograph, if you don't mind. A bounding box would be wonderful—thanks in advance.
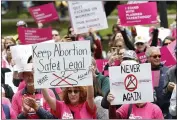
[50,73,74,87]
[124,74,138,92]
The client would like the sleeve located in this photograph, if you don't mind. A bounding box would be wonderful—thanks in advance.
[85,101,97,119]
[11,94,20,117]
[150,28,159,47]
[116,104,129,119]
[43,89,56,111]
[169,87,176,116]
[10,108,17,119]
[50,100,63,119]
[120,29,136,51]
[36,107,57,119]
[17,113,27,119]
[153,104,164,119]
[94,39,103,59]
[101,89,110,109]
[100,77,110,96]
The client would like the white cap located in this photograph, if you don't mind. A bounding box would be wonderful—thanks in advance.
[19,63,33,73]
[52,30,59,35]
[134,36,146,45]
[122,50,137,60]
[120,60,138,66]
[16,20,27,27]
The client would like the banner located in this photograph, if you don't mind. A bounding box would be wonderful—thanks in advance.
[68,1,108,34]
[96,59,120,72]
[109,63,154,105]
[32,41,93,89]
[5,72,18,93]
[18,27,52,44]
[135,26,171,42]
[29,3,59,23]
[118,2,157,26]
[10,45,32,71]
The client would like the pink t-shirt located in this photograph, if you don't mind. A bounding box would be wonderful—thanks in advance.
[17,80,26,91]
[2,105,16,119]
[117,102,164,119]
[2,97,11,107]
[52,100,96,119]
[11,88,55,119]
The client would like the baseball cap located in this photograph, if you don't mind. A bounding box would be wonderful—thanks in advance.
[16,20,27,27]
[134,36,146,45]
[18,63,33,73]
[122,50,137,60]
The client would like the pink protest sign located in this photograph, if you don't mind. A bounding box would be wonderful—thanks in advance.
[29,3,59,23]
[137,52,147,63]
[118,2,158,26]
[152,70,160,87]
[18,27,52,44]
[167,40,176,60]
[160,45,176,68]
[96,59,120,72]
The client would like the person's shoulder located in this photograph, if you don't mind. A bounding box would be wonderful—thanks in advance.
[148,102,161,111]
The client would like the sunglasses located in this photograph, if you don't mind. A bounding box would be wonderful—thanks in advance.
[151,55,161,59]
[136,43,144,45]
[68,90,80,94]
[53,34,59,36]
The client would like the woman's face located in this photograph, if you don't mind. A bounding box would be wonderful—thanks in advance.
[23,71,34,87]
[6,49,11,58]
[136,42,146,52]
[115,41,124,53]
[68,87,80,105]
[5,39,14,49]
[115,33,123,41]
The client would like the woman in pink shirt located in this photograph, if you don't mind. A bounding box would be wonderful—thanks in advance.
[107,91,164,119]
[42,85,96,119]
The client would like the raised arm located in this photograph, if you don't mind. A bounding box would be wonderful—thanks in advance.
[86,85,95,110]
[150,28,159,46]
[42,89,56,111]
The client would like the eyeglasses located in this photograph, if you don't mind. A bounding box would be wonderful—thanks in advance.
[53,34,59,36]
[150,55,161,59]
[136,43,144,46]
[68,90,80,94]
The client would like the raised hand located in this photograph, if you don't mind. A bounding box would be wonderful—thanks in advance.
[107,92,115,103]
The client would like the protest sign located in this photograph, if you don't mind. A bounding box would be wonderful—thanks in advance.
[96,59,120,72]
[118,2,157,26]
[161,44,176,68]
[68,1,108,34]
[109,63,153,105]
[152,70,160,87]
[167,40,176,60]
[158,28,171,41]
[5,72,18,93]
[29,3,59,23]
[32,41,92,89]
[18,27,52,44]
[10,45,32,71]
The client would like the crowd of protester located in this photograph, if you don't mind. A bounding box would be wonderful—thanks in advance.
[1,8,177,119]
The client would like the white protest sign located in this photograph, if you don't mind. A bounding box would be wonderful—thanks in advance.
[5,72,18,93]
[135,26,150,42]
[158,28,171,41]
[32,41,93,89]
[127,1,148,4]
[10,45,32,72]
[135,26,171,42]
[109,63,154,105]
[68,1,108,34]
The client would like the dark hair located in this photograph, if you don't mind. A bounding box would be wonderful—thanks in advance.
[162,36,175,46]
[27,55,32,63]
[93,78,103,97]
[6,44,15,50]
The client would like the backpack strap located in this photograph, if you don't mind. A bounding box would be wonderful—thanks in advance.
[2,104,10,119]
[50,88,60,100]
[127,104,132,119]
